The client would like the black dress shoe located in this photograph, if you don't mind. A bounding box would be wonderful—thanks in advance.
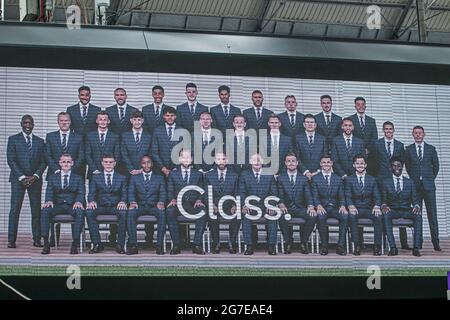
[412,248,422,257]
[49,240,55,248]
[268,245,276,255]
[70,243,79,255]
[89,244,104,254]
[41,244,50,255]
[156,246,164,255]
[228,246,237,254]
[170,246,181,255]
[192,245,206,255]
[353,244,361,256]
[212,244,221,254]
[284,244,292,254]
[33,241,43,248]
[7,241,16,248]
[388,247,398,256]
[373,246,382,256]
[320,246,329,256]
[336,245,347,256]
[433,245,442,252]
[126,245,138,255]
[244,246,254,255]
[115,244,125,254]
[299,243,308,254]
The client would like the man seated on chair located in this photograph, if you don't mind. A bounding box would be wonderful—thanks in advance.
[346,154,382,256]
[41,153,85,255]
[382,157,422,257]
[312,154,348,256]
[127,155,166,255]
[166,149,207,255]
[278,153,317,254]
[86,154,128,254]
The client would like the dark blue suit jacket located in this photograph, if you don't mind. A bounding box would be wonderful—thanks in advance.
[88,171,127,206]
[314,112,342,149]
[7,132,46,182]
[128,172,166,207]
[204,167,239,208]
[106,104,138,135]
[331,135,365,177]
[381,176,419,211]
[176,102,209,133]
[151,125,186,171]
[121,130,152,173]
[295,132,326,174]
[191,132,219,173]
[311,173,346,208]
[278,111,305,138]
[66,103,101,136]
[373,138,405,180]
[265,133,293,173]
[45,172,85,205]
[210,104,241,134]
[142,103,169,134]
[350,113,378,152]
[225,134,252,175]
[239,170,278,208]
[86,130,120,176]
[345,174,381,209]
[243,107,272,131]
[167,167,204,204]
[405,142,439,191]
[277,172,313,209]
[45,130,84,178]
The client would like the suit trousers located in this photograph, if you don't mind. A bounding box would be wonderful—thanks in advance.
[316,206,349,247]
[278,207,317,245]
[384,209,423,249]
[348,208,383,246]
[86,206,127,246]
[41,204,84,242]
[127,206,166,247]
[417,181,439,247]
[166,204,207,247]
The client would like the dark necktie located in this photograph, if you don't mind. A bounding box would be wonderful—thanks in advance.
[168,126,173,140]
[255,172,260,184]
[183,170,189,184]
[203,132,209,146]
[346,138,351,151]
[290,174,295,187]
[63,174,69,189]
[387,141,392,158]
[396,177,401,194]
[256,108,261,120]
[82,105,87,124]
[325,174,330,186]
[61,133,67,153]
[223,105,229,118]
[360,116,365,131]
[290,114,295,127]
[144,173,150,190]
[135,132,140,144]
[309,135,313,146]
[100,132,105,146]
[326,114,330,127]
[155,105,160,119]
[190,104,195,115]
[219,172,225,192]
[26,135,32,152]
[106,173,112,188]
[119,107,125,124]
[359,176,364,193]
[418,145,423,162]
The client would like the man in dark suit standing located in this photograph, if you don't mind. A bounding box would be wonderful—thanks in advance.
[278,153,317,254]
[40,154,85,255]
[331,118,365,179]
[405,126,441,251]
[225,114,253,175]
[204,153,240,254]
[346,155,383,256]
[166,150,207,255]
[66,85,101,137]
[45,112,84,178]
[314,95,342,151]
[192,111,220,173]
[176,83,209,132]
[312,154,348,255]
[7,115,46,248]
[210,85,242,135]
[296,114,326,180]
[85,155,128,254]
[382,157,422,256]
[127,155,166,255]
[265,114,293,175]
[278,95,304,138]
[106,88,138,136]
[142,85,170,134]
[243,90,272,131]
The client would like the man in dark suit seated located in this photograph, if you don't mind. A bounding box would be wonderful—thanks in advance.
[40,154,85,255]
[85,155,128,254]
[314,95,342,151]
[346,155,382,256]
[204,152,240,254]
[405,126,441,251]
[296,114,326,181]
[127,155,166,255]
[312,154,348,255]
[166,150,207,255]
[278,153,317,254]
[278,95,304,139]
[210,85,242,136]
[7,115,46,248]
[382,157,422,257]
[142,85,170,134]
[177,83,209,132]
[106,87,138,136]
[243,90,272,131]
[240,154,280,255]
[265,114,293,175]
[66,85,101,137]
[331,118,365,179]
[45,112,84,179]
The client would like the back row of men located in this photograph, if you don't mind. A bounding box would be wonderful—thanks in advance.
[7,84,441,254]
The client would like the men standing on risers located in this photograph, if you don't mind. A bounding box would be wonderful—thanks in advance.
[177,83,209,132]
[45,112,84,178]
[210,85,241,135]
[66,86,101,136]
[243,90,272,131]
[106,88,138,136]
[7,115,46,248]
[40,154,85,255]
[278,95,304,138]
[127,155,166,255]
[405,126,441,251]
[312,154,348,255]
[142,85,170,134]
[382,157,423,257]
[346,155,382,256]
[166,150,207,255]
[314,95,342,151]
[277,153,317,254]
[85,155,128,254]
[204,153,240,254]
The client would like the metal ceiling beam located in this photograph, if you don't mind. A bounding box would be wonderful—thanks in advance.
[390,0,414,39]
[256,0,272,31]
[416,0,427,42]
[288,0,450,11]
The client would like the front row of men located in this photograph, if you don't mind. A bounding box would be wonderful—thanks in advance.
[40,150,423,257]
